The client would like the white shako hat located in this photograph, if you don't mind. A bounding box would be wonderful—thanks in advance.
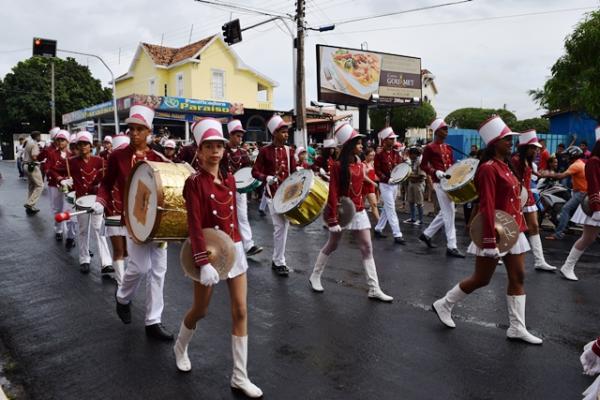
[103,135,113,144]
[478,115,518,145]
[164,139,176,149]
[76,131,93,144]
[295,146,306,159]
[55,129,70,141]
[125,104,154,129]
[49,127,61,140]
[518,129,542,148]
[267,115,290,134]
[192,118,227,144]
[227,119,246,134]
[377,127,397,142]
[335,123,364,146]
[596,125,600,142]
[429,118,448,133]
[69,134,78,144]
[112,134,130,149]
[323,138,337,149]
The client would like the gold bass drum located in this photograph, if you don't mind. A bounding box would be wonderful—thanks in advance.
[440,158,479,204]
[273,169,329,226]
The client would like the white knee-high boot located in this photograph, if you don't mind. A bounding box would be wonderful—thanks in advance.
[506,295,543,344]
[363,258,393,302]
[529,234,556,271]
[309,252,329,292]
[560,246,584,281]
[113,259,125,286]
[173,321,195,372]
[432,284,468,328]
[231,335,263,398]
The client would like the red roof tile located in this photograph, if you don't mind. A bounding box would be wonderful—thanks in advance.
[141,35,215,66]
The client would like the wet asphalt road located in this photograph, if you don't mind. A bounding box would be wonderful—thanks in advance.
[0,160,599,400]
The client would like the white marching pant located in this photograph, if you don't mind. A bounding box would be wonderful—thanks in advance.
[49,186,65,234]
[236,192,255,251]
[76,213,112,266]
[267,198,289,266]
[423,183,457,249]
[118,238,167,325]
[374,183,402,238]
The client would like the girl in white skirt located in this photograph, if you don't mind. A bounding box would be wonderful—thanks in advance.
[309,123,393,302]
[432,116,543,345]
[559,128,600,281]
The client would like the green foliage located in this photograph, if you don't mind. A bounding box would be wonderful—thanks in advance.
[0,56,111,132]
[445,107,517,129]
[369,102,436,138]
[511,118,550,133]
[530,10,600,119]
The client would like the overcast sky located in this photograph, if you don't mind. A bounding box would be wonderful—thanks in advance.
[1,0,598,120]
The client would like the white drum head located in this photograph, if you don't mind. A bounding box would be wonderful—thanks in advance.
[389,163,411,184]
[273,169,314,214]
[126,162,159,243]
[234,167,254,189]
[75,194,96,210]
[441,158,479,191]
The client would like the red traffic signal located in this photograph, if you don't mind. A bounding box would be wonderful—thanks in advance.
[33,37,57,57]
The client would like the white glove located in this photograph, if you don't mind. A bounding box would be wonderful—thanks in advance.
[92,202,104,215]
[329,224,342,233]
[435,170,446,180]
[482,248,500,259]
[60,178,73,188]
[266,175,278,185]
[581,341,600,376]
[319,168,327,176]
[200,263,220,286]
[592,211,600,221]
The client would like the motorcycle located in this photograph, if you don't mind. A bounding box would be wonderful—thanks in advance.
[533,178,570,228]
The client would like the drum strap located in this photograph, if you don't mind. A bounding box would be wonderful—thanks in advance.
[284,145,290,175]
[152,149,172,163]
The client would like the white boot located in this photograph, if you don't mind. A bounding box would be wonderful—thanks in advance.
[506,295,543,345]
[529,234,556,271]
[309,251,328,292]
[173,321,195,372]
[363,258,393,302]
[231,335,263,398]
[560,246,583,281]
[113,259,125,286]
[432,284,468,328]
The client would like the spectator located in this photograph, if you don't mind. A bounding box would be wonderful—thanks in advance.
[538,139,550,170]
[469,144,478,157]
[580,140,591,160]
[16,137,26,179]
[403,147,426,225]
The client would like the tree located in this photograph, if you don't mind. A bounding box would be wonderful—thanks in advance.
[369,102,436,139]
[530,10,600,119]
[445,107,517,129]
[511,118,550,133]
[1,56,111,132]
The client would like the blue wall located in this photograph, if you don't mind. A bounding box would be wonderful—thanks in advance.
[548,112,597,146]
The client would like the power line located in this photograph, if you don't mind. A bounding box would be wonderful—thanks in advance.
[194,0,292,19]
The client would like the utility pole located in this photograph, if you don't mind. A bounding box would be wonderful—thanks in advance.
[50,61,55,127]
[295,0,307,148]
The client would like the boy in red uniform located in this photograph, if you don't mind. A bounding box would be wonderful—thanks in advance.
[45,129,70,241]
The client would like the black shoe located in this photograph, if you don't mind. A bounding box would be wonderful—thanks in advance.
[418,233,436,248]
[246,245,264,257]
[55,232,63,241]
[394,236,406,245]
[24,205,39,215]
[446,248,466,258]
[115,295,132,324]
[101,265,115,275]
[374,230,387,239]
[80,263,90,274]
[65,238,76,250]
[271,262,290,276]
[145,323,174,341]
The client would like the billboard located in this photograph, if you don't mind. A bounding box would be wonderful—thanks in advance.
[316,45,422,106]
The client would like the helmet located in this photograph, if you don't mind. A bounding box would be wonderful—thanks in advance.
[566,145,583,158]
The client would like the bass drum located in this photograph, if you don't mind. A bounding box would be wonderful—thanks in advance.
[388,162,411,185]
[273,169,329,226]
[440,158,479,204]
[125,161,195,243]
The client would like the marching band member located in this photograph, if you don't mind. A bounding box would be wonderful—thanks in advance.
[173,118,262,398]
[222,119,263,257]
[432,116,542,345]
[65,131,113,275]
[64,134,80,250]
[176,139,200,170]
[295,146,309,170]
[94,105,174,341]
[373,127,406,244]
[557,126,600,281]
[103,133,131,285]
[309,123,393,302]
[312,138,336,181]
[511,130,556,271]
[45,129,70,241]
[251,115,296,276]
[163,139,177,160]
[98,136,113,161]
[419,118,465,258]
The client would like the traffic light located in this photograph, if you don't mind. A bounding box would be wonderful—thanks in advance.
[32,38,57,57]
[222,19,242,46]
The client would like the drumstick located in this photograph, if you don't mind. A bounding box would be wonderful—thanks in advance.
[54,209,91,222]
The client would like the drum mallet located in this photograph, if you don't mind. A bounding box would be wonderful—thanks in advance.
[54,209,92,222]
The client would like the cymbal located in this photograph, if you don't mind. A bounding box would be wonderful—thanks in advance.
[581,195,592,217]
[180,228,236,282]
[520,186,528,208]
[470,210,520,253]
[322,196,356,227]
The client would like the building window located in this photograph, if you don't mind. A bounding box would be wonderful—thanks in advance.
[257,83,268,102]
[176,73,184,97]
[149,78,156,96]
[211,70,225,99]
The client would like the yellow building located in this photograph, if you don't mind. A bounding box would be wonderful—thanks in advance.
[115,35,277,110]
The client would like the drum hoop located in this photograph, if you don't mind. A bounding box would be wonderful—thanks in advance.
[274,170,313,214]
[390,163,410,183]
[75,194,96,209]
[234,167,254,188]
[441,159,479,191]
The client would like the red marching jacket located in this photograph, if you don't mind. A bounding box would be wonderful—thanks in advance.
[421,142,454,183]
[183,168,241,267]
[511,154,535,207]
[251,144,296,198]
[67,156,105,197]
[586,156,600,213]
[374,149,402,184]
[221,144,251,175]
[45,147,69,188]
[176,143,200,171]
[324,160,365,227]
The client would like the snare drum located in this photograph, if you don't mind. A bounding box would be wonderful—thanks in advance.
[75,195,96,211]
[388,163,411,185]
[66,191,76,205]
[104,215,122,227]
[125,161,195,243]
[440,159,479,204]
[273,169,329,226]
[234,167,261,194]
